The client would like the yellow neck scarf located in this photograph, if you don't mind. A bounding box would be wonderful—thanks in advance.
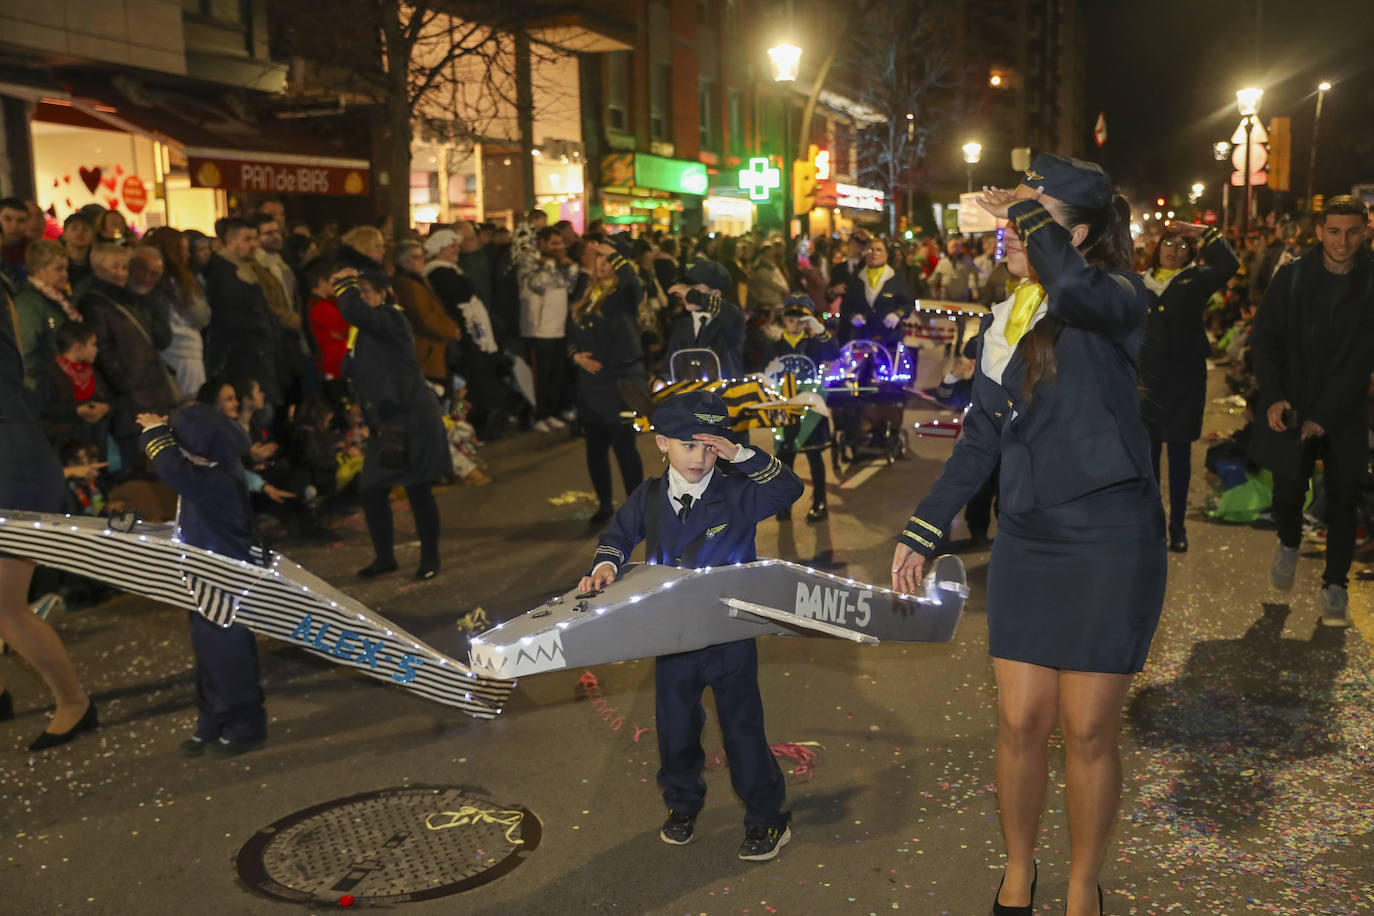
[781,329,806,349]
[1003,280,1046,346]
[865,266,886,289]
[1152,267,1181,283]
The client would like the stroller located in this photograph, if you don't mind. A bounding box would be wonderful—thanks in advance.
[823,341,914,470]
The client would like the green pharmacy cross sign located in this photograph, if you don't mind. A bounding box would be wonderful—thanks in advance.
[739,157,781,201]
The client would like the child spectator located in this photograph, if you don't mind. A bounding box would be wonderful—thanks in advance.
[39,321,111,453]
[59,442,108,516]
[444,379,491,486]
[305,258,350,409]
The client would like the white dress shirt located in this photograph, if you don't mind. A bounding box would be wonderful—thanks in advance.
[590,445,755,578]
[980,290,1048,386]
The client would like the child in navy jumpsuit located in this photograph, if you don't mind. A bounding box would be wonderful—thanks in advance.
[138,405,268,757]
[579,390,804,860]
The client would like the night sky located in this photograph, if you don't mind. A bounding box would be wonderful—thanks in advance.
[1083,0,1374,214]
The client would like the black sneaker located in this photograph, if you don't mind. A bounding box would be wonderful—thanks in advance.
[738,824,791,861]
[207,736,266,757]
[179,737,208,758]
[805,504,828,522]
[659,810,697,845]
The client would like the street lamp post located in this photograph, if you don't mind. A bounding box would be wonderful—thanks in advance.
[1306,80,1331,211]
[1236,88,1263,240]
[1213,141,1231,235]
[962,142,982,194]
[768,43,801,238]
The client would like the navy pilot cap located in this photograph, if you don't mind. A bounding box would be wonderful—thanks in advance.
[781,293,815,316]
[652,390,735,441]
[171,404,251,465]
[676,259,733,293]
[1022,153,1112,210]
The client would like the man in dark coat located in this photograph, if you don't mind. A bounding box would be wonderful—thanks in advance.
[666,259,746,380]
[1251,195,1374,628]
[76,243,176,477]
[204,218,282,408]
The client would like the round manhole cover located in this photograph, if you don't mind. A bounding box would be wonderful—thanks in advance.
[236,785,540,906]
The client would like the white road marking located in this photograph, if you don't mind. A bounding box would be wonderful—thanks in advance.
[840,460,888,490]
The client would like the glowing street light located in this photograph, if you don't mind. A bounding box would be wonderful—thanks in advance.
[1307,80,1332,210]
[768,44,802,83]
[1213,141,1231,161]
[1236,88,1263,237]
[961,142,982,193]
[1191,182,1205,198]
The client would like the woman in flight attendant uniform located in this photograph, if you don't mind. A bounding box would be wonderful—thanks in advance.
[891,155,1166,916]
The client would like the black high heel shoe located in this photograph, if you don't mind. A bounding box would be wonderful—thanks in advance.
[28,701,98,751]
[357,558,399,578]
[991,861,1037,915]
[0,689,14,723]
[1064,885,1105,916]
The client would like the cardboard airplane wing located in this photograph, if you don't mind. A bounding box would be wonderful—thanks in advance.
[0,510,514,718]
[468,556,967,680]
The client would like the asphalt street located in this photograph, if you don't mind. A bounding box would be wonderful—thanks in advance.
[3,370,1372,915]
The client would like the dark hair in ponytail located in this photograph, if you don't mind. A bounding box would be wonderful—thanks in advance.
[1016,190,1133,400]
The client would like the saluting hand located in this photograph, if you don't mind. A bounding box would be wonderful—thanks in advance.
[975,186,1036,220]
[891,542,926,596]
[1165,222,1206,240]
[693,432,739,461]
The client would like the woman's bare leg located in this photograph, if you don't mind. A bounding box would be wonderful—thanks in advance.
[1058,669,1134,916]
[0,558,88,731]
[991,658,1060,906]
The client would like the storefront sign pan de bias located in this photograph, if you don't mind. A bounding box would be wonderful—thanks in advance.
[188,149,370,197]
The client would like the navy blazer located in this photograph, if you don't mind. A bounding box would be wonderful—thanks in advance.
[898,200,1155,557]
[592,448,803,572]
[1140,227,1239,364]
[141,424,257,563]
[666,297,746,380]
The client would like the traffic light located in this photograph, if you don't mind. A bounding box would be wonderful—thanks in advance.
[1268,117,1291,192]
[1155,197,1166,208]
[792,157,817,216]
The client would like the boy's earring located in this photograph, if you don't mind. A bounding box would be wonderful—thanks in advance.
[660,451,668,464]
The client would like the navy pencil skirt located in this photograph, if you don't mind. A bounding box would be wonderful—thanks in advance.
[984,480,1167,674]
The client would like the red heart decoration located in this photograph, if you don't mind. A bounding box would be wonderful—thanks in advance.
[100,175,117,191]
[106,197,120,210]
[79,166,101,194]
[63,175,71,184]
[114,164,125,176]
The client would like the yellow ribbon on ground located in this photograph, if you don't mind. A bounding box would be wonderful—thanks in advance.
[1004,280,1047,346]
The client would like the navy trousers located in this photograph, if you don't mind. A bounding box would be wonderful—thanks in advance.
[655,638,786,828]
[187,611,267,742]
